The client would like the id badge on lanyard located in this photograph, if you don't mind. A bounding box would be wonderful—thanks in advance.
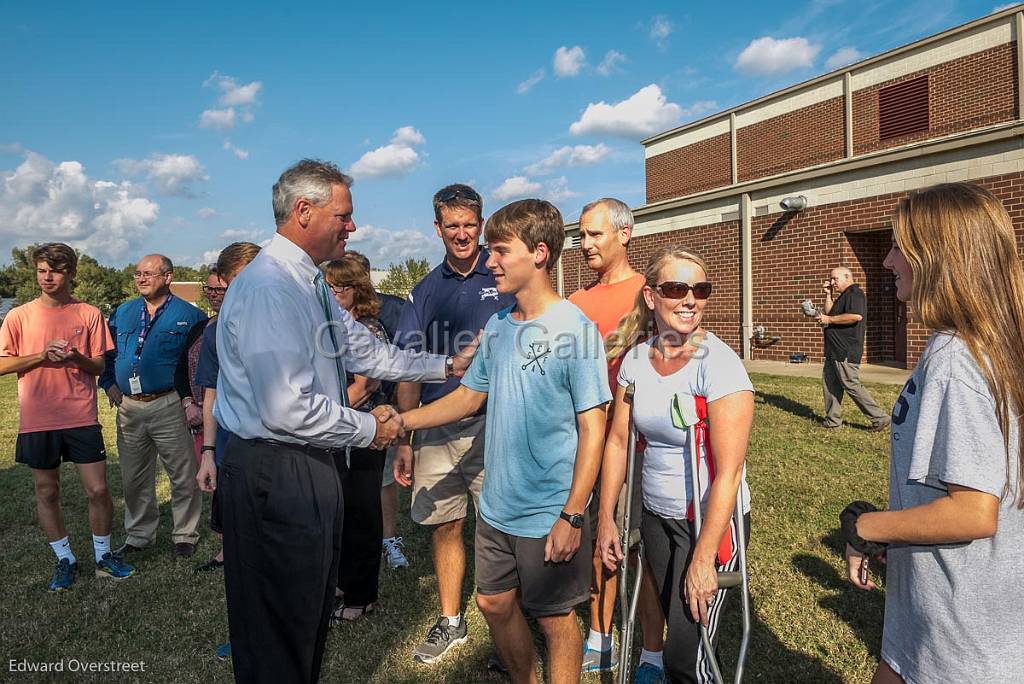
[129,374,143,395]
[130,295,172,396]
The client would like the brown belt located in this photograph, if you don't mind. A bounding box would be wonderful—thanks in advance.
[127,389,175,402]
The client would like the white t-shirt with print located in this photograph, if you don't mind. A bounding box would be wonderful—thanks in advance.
[617,332,754,520]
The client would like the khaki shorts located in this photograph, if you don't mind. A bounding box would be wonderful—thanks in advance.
[381,446,397,487]
[410,414,486,526]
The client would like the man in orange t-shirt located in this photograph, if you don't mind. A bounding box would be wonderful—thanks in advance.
[568,198,665,679]
[0,243,135,592]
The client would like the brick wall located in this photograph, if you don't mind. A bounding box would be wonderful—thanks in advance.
[564,170,1024,368]
[736,97,846,182]
[853,42,1018,155]
[645,133,731,204]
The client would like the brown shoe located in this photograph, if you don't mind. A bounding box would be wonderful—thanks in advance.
[114,542,144,558]
[173,543,196,558]
[867,419,891,432]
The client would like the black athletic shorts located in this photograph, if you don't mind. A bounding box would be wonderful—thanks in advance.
[475,514,592,617]
[15,425,107,470]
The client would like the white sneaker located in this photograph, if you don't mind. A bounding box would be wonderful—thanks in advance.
[382,536,409,569]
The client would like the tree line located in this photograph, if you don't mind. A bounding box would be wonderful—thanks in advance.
[0,246,212,316]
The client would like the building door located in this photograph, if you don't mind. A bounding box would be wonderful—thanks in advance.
[894,298,907,364]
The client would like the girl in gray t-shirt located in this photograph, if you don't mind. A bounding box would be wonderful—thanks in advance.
[844,183,1024,684]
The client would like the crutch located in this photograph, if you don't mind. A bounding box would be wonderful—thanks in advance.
[676,393,751,684]
[617,383,645,684]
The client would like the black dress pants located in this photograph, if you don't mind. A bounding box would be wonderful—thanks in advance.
[220,436,343,684]
[335,446,386,606]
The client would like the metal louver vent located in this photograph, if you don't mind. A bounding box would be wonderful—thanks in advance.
[878,75,929,141]
[571,234,582,248]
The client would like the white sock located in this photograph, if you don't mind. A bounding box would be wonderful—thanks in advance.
[443,614,461,628]
[382,536,397,545]
[639,648,664,669]
[49,536,75,564]
[93,534,111,563]
[587,628,614,653]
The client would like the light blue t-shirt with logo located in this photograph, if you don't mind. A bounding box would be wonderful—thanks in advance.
[462,299,612,538]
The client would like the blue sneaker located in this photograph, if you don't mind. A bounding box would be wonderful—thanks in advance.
[95,552,136,580]
[215,643,232,660]
[581,645,618,673]
[48,558,77,592]
[634,662,667,684]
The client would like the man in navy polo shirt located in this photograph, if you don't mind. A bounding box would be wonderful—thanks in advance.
[99,254,207,559]
[392,184,514,664]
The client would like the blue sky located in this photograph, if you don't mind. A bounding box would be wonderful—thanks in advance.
[0,0,1009,268]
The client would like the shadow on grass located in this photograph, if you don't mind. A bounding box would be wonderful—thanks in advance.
[791,529,885,658]
[756,392,818,421]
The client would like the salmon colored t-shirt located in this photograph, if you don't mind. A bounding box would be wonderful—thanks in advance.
[0,299,113,433]
[569,273,646,395]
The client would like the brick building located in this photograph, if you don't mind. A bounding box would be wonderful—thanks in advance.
[557,7,1024,368]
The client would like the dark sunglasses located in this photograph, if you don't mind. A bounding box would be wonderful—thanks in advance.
[654,281,712,299]
[437,187,481,204]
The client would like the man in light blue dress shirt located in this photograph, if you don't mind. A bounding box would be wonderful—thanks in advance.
[214,159,476,684]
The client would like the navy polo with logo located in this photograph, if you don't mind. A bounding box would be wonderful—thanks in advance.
[394,248,514,405]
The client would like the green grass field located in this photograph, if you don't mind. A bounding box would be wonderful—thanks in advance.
[0,372,899,683]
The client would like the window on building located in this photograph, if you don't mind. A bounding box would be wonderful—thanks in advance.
[878,75,929,141]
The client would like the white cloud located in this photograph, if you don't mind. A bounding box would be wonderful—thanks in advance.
[203,71,263,106]
[114,153,208,197]
[735,36,821,75]
[596,50,626,76]
[492,176,543,202]
[825,46,862,70]
[198,207,217,219]
[544,177,577,203]
[0,143,24,155]
[220,228,263,241]
[554,46,586,78]
[390,126,426,147]
[346,224,444,266]
[525,144,610,176]
[680,100,718,119]
[351,126,426,179]
[0,150,159,261]
[992,3,1019,13]
[569,84,684,139]
[517,68,545,94]
[199,108,237,130]
[197,250,221,266]
[650,15,673,48]
[223,140,249,160]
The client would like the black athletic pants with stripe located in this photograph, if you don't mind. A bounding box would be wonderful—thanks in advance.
[641,508,750,684]
[220,436,343,684]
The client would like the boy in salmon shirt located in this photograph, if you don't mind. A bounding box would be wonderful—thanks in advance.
[0,243,136,591]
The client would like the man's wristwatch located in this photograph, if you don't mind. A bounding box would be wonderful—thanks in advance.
[201,445,216,455]
[445,355,455,378]
[559,510,584,529]
[182,398,195,409]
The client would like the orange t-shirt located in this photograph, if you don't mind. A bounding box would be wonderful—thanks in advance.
[0,299,114,433]
[569,273,646,395]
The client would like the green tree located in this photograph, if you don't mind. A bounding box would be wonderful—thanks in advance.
[73,254,134,316]
[377,257,431,298]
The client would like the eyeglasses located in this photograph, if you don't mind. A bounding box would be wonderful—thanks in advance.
[329,284,353,295]
[133,270,169,280]
[203,286,227,295]
[437,187,481,204]
[654,281,713,300]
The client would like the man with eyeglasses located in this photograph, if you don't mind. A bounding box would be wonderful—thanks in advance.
[99,254,207,560]
[392,183,514,665]
[814,266,890,431]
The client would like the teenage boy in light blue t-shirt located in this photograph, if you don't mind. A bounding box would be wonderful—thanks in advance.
[401,198,611,684]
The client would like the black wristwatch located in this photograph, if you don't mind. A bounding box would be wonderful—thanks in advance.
[201,445,216,455]
[559,510,584,529]
[445,355,455,378]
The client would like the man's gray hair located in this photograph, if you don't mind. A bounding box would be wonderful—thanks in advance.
[272,159,354,227]
[580,197,634,232]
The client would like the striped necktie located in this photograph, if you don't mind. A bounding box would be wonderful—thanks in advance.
[314,271,352,464]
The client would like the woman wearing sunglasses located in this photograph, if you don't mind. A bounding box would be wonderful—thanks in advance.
[842,183,1024,683]
[597,246,754,683]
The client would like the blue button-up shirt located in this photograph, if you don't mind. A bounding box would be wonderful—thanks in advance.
[394,249,514,405]
[99,295,207,395]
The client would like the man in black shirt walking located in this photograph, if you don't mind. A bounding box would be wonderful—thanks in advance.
[816,267,890,431]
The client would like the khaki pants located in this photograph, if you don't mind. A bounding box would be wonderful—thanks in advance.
[822,359,890,428]
[116,392,201,546]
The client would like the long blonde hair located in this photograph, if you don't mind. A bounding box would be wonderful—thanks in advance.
[893,182,1024,507]
[606,246,709,360]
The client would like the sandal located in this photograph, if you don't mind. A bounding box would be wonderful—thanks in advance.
[330,602,375,625]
